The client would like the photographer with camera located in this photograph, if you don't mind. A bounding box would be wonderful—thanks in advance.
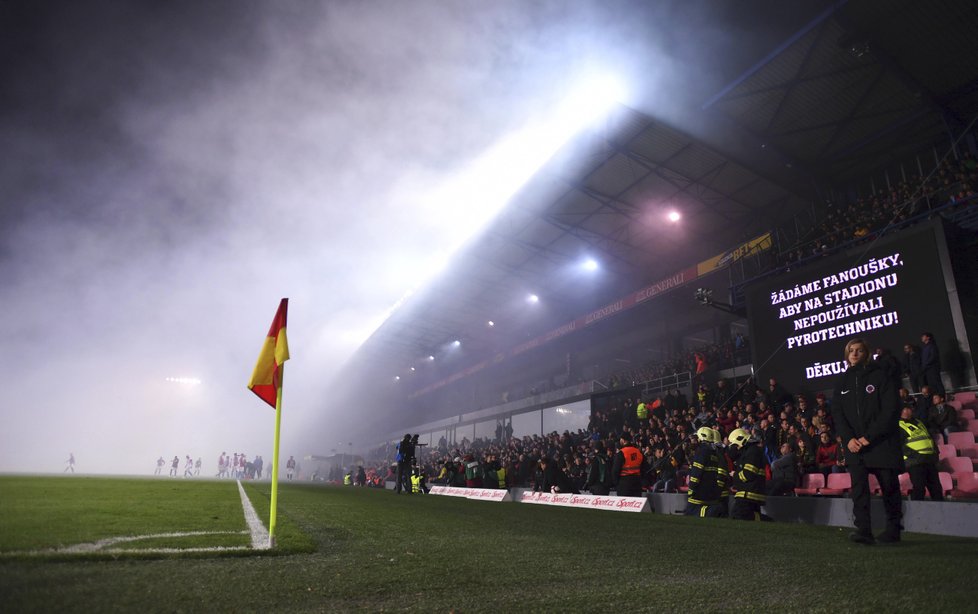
[394,434,415,494]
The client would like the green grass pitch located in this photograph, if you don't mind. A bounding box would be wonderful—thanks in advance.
[1,476,976,612]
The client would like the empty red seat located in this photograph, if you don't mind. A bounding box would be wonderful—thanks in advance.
[943,455,973,477]
[968,421,978,436]
[821,472,851,495]
[948,399,963,411]
[794,473,824,496]
[953,391,976,404]
[949,432,978,460]
[960,408,976,421]
[951,472,978,498]
[868,473,881,495]
[939,472,954,497]
[938,444,957,461]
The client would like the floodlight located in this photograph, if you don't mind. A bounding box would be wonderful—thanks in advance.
[528,294,539,304]
[582,258,599,272]
[428,355,435,361]
[667,211,681,223]
[487,320,495,327]
[453,340,461,347]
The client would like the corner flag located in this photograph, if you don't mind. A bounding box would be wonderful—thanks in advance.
[247,298,290,408]
[247,298,290,547]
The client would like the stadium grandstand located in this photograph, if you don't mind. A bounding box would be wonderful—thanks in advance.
[320,0,978,530]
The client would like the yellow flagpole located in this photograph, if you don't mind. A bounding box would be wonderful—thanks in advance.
[269,365,284,547]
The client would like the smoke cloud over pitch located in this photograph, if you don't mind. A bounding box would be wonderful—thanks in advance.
[0,1,804,474]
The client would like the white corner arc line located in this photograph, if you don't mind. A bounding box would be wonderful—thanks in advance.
[237,479,271,550]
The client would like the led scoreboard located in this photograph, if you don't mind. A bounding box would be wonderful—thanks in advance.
[744,219,958,396]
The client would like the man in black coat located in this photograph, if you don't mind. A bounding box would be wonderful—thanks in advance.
[831,338,904,545]
[920,332,944,394]
[539,456,578,494]
[902,343,923,393]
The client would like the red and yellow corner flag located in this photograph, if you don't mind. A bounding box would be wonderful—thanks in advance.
[248,298,290,408]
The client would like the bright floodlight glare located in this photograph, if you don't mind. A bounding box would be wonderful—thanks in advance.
[582,258,599,272]
[377,71,625,331]
[166,377,201,385]
[410,367,416,372]
[528,294,539,304]
[428,355,435,361]
[667,210,681,222]
[453,340,461,347]
[487,320,495,327]
[394,375,400,381]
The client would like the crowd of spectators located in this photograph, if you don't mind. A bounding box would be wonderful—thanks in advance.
[606,335,749,390]
[352,150,977,496]
[352,339,968,498]
[779,151,976,271]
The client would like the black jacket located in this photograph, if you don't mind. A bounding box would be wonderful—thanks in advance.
[831,361,902,469]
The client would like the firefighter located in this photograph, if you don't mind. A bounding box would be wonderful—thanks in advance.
[727,428,767,520]
[612,432,644,497]
[685,427,727,517]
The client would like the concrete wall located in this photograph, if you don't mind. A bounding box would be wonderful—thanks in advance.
[504,487,978,538]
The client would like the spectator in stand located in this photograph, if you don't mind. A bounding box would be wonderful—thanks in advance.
[897,388,915,414]
[583,443,612,495]
[914,384,933,423]
[766,378,792,408]
[767,443,798,496]
[927,392,960,444]
[898,406,944,501]
[539,456,577,494]
[832,338,903,545]
[796,438,816,475]
[796,396,813,422]
[650,446,679,493]
[902,343,923,393]
[815,432,840,479]
[920,332,944,395]
[717,409,737,437]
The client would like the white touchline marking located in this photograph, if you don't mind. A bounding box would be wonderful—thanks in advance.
[1,531,250,557]
[237,479,271,550]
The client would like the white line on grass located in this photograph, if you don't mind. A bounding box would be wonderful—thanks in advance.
[237,479,271,550]
[1,531,250,557]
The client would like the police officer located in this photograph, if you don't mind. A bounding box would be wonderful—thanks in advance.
[727,428,767,520]
[898,406,944,501]
[612,432,644,497]
[685,427,727,517]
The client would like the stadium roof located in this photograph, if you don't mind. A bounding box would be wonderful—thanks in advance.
[337,0,978,399]
[704,0,978,183]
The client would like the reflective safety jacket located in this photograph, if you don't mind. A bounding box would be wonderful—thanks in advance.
[688,444,727,506]
[898,418,938,467]
[636,403,648,419]
[619,445,643,477]
[411,474,421,493]
[733,444,767,504]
